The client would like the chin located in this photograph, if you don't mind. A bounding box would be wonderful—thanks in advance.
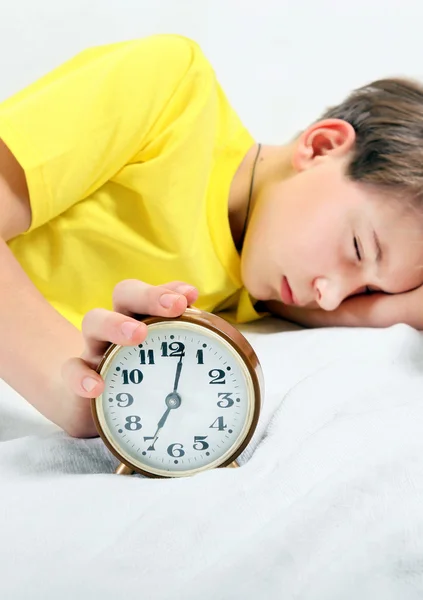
[258,286,277,303]
[241,276,271,302]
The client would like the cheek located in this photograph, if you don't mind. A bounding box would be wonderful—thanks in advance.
[283,207,343,269]
[253,180,346,268]
[250,198,285,250]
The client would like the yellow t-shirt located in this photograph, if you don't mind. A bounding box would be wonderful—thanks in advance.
[0,34,264,329]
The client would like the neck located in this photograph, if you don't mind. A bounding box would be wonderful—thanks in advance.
[228,143,293,248]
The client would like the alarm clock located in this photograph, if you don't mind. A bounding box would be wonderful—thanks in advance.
[92,307,263,478]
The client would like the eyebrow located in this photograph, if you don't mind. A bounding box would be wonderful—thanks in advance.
[373,229,383,263]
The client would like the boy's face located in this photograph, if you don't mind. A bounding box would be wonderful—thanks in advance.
[241,122,423,310]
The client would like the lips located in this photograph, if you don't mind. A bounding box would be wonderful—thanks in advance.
[280,276,297,305]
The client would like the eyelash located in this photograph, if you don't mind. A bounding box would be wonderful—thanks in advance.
[353,237,372,294]
[353,237,362,261]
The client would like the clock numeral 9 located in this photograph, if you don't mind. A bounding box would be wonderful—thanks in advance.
[161,342,185,357]
[121,369,143,385]
[208,369,226,384]
[116,392,134,408]
[217,392,234,408]
[124,415,142,431]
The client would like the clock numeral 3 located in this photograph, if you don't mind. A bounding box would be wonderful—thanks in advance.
[121,369,144,385]
[161,342,185,357]
[139,349,155,365]
[167,443,185,458]
[209,416,227,431]
[116,392,134,408]
[124,415,142,431]
[208,369,226,384]
[217,392,234,408]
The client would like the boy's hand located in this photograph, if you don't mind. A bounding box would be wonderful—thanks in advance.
[61,280,198,438]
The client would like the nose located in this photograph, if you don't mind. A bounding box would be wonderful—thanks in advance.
[313,277,344,311]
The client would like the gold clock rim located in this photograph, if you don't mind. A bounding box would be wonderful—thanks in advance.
[91,308,263,479]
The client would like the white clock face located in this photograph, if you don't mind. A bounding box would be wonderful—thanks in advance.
[96,321,256,477]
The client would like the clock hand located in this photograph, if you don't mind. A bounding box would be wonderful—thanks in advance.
[153,406,172,437]
[172,354,183,392]
[145,356,184,450]
[144,392,182,450]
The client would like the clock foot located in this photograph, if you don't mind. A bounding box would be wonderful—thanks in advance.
[115,463,134,475]
[227,460,239,469]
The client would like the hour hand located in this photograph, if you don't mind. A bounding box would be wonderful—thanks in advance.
[144,393,181,451]
[144,407,171,450]
[156,406,172,430]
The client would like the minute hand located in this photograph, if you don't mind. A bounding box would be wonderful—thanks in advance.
[173,355,183,392]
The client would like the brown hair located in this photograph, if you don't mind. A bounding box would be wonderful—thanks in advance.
[321,78,423,202]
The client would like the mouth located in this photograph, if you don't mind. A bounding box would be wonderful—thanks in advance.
[280,276,298,306]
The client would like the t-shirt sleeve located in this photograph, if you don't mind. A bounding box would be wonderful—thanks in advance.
[0,34,205,232]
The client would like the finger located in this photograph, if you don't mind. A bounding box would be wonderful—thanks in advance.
[80,308,149,367]
[62,356,105,398]
[112,279,198,317]
[81,280,199,368]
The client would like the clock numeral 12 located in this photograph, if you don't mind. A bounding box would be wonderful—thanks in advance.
[161,342,185,357]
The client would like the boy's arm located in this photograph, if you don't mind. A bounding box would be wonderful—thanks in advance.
[264,286,423,330]
[0,237,198,438]
[0,139,89,435]
[0,235,90,434]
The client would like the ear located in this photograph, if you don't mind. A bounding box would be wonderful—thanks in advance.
[292,119,356,172]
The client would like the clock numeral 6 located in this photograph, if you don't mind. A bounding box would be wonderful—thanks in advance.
[167,443,185,458]
[124,415,142,431]
[208,369,226,384]
[121,369,143,385]
[217,392,234,408]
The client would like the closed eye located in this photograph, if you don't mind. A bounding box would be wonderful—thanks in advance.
[353,236,362,261]
[353,236,372,294]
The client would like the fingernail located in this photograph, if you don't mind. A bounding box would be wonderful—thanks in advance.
[82,377,98,393]
[121,321,140,339]
[176,285,194,295]
[160,293,180,308]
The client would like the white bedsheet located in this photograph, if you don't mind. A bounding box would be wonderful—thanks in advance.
[1,318,423,599]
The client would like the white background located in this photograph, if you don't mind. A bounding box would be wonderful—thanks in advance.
[1,0,422,143]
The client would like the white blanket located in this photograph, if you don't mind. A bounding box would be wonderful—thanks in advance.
[1,319,423,600]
